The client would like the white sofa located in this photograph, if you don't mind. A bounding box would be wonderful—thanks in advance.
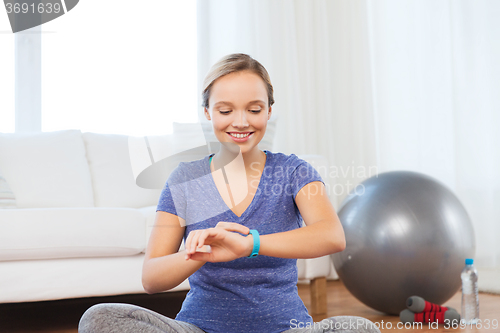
[0,129,338,313]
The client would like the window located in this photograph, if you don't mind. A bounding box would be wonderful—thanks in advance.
[0,15,15,133]
[40,1,197,136]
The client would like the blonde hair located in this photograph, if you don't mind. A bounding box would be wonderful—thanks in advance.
[202,53,275,109]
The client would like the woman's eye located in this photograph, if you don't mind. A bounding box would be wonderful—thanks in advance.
[219,110,261,114]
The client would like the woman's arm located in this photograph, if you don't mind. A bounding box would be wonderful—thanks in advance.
[142,212,254,293]
[185,181,346,261]
[142,211,205,294]
[258,181,345,259]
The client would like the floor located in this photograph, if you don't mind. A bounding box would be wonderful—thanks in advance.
[300,281,500,333]
[1,280,499,333]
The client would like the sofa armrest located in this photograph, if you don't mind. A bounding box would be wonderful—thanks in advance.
[297,256,331,280]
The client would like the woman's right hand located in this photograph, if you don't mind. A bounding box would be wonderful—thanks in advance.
[184,222,253,262]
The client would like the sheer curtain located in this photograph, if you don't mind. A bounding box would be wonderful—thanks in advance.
[369,0,500,269]
[0,17,15,133]
[39,1,197,137]
[197,0,500,269]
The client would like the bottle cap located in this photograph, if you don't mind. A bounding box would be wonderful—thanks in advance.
[465,258,473,265]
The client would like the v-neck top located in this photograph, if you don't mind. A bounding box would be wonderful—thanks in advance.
[156,150,325,333]
[208,151,267,218]
[209,150,267,166]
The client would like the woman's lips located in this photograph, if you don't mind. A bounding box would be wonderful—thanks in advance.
[226,132,254,142]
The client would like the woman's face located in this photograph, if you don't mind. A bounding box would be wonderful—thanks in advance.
[205,70,272,155]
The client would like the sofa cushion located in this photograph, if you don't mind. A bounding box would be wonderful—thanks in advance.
[139,205,157,253]
[0,130,94,208]
[173,121,209,147]
[0,168,16,209]
[0,208,146,261]
[0,254,190,303]
[82,132,163,208]
[139,205,186,254]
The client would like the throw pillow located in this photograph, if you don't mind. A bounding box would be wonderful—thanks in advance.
[0,169,16,209]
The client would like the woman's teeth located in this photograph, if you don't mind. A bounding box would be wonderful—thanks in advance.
[229,133,251,138]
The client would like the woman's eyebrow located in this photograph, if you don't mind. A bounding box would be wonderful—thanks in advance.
[214,100,266,107]
[247,100,266,105]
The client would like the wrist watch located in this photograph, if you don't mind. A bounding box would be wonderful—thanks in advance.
[247,229,260,258]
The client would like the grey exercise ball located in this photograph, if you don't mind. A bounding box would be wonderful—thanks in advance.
[331,171,475,315]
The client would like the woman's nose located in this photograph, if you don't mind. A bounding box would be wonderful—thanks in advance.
[231,110,249,128]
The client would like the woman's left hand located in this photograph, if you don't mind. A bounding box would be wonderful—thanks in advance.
[184,222,253,262]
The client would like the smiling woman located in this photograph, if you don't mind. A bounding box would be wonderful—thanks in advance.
[78,53,380,333]
[202,54,274,169]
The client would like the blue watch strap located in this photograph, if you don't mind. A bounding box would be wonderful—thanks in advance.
[247,229,260,258]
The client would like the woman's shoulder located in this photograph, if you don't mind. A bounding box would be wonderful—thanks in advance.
[267,150,307,169]
[167,156,209,186]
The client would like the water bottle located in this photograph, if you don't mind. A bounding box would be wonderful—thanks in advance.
[461,258,479,325]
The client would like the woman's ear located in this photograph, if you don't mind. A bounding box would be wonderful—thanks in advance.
[204,107,211,121]
[267,106,272,120]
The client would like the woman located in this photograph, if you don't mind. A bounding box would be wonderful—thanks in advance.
[79,53,380,333]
